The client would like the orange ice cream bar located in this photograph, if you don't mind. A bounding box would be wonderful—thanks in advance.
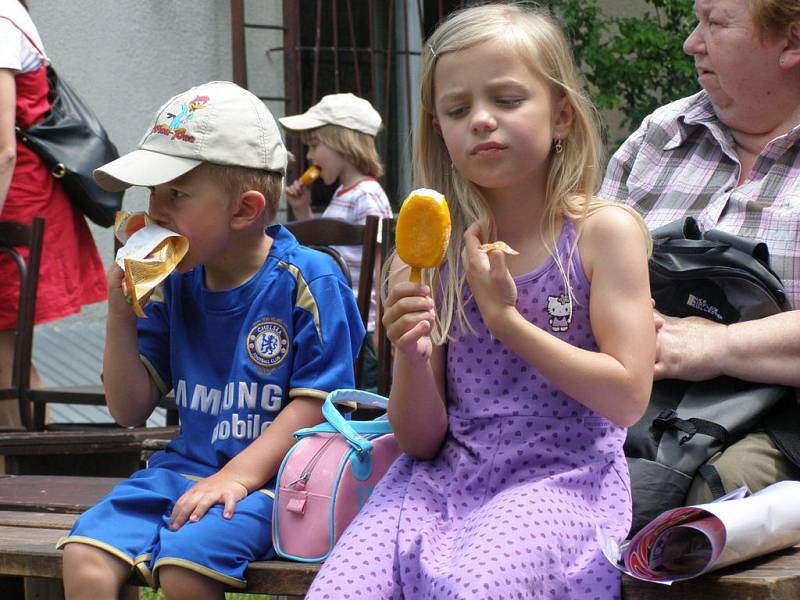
[395,188,451,283]
[114,212,189,318]
[300,165,321,185]
[479,241,519,255]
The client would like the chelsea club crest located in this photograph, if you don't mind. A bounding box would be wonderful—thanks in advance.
[247,318,289,369]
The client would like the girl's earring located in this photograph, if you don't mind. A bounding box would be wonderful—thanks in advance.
[554,138,564,154]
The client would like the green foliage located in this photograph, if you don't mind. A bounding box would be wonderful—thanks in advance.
[535,0,698,138]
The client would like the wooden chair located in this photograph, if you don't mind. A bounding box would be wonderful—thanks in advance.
[376,216,395,397]
[0,218,44,430]
[285,215,380,388]
[0,217,177,432]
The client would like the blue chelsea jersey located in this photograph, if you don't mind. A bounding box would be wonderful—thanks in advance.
[137,224,365,477]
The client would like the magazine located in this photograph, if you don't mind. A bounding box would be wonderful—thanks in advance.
[598,480,800,584]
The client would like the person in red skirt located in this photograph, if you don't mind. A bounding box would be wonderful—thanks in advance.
[0,0,106,428]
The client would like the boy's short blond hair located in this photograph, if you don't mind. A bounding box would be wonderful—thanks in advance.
[199,163,284,225]
[299,125,384,179]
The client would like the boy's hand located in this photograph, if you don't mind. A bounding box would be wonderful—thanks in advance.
[285,179,313,220]
[106,263,137,323]
[169,472,249,530]
[382,281,435,362]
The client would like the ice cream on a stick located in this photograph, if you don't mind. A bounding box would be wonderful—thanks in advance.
[300,165,321,185]
[395,188,451,283]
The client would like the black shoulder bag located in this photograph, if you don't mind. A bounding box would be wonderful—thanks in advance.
[3,16,123,227]
[624,216,794,535]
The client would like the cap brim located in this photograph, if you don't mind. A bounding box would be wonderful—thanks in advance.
[278,113,327,132]
[93,149,203,192]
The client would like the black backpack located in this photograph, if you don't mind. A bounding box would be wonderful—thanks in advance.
[625,217,794,535]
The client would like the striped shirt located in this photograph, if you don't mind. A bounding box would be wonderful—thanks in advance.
[601,91,800,308]
[323,178,393,331]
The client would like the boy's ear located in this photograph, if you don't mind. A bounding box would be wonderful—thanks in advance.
[553,95,574,140]
[230,190,267,230]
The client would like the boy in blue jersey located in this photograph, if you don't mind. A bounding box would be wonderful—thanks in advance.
[58,81,365,599]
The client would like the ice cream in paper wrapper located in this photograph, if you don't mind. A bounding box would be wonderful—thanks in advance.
[598,480,800,584]
[114,211,189,318]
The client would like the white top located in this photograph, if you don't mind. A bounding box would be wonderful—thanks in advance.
[0,2,47,73]
[323,178,393,331]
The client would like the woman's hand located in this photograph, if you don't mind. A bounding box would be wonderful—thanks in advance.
[654,310,727,381]
[169,472,249,530]
[382,281,436,362]
[285,179,313,220]
[461,222,517,329]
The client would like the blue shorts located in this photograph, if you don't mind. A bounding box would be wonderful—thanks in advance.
[57,467,275,589]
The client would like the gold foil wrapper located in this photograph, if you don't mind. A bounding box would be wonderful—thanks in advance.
[114,211,189,318]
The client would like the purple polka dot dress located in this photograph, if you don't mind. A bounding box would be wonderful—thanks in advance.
[306,221,631,599]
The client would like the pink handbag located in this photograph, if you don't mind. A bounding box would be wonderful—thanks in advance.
[273,389,401,562]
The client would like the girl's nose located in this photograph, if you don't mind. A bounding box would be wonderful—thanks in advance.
[683,23,704,56]
[471,107,497,134]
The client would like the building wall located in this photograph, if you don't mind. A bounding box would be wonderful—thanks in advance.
[27,0,283,266]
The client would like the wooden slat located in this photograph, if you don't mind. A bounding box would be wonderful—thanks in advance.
[0,511,76,530]
[0,524,65,579]
[244,561,319,596]
[0,476,120,513]
[0,427,178,456]
[622,545,800,599]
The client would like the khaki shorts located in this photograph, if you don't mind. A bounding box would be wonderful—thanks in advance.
[686,431,800,504]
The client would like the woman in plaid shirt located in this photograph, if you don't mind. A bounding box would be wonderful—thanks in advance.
[601,0,800,505]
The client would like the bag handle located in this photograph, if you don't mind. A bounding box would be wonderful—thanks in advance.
[652,216,771,265]
[294,389,392,454]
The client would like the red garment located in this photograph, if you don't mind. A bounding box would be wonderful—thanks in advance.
[0,64,107,329]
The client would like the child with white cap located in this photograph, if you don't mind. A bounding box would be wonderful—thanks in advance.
[57,81,365,598]
[280,92,393,390]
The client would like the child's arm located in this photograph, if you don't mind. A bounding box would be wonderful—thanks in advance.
[383,260,448,459]
[167,395,324,529]
[464,208,655,428]
[103,264,161,426]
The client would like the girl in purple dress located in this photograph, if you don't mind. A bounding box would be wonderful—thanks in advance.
[307,4,655,599]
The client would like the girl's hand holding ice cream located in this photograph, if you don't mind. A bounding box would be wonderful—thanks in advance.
[285,165,319,220]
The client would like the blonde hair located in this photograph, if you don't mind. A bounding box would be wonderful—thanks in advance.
[298,125,384,178]
[199,162,284,225]
[412,3,649,343]
[750,0,800,38]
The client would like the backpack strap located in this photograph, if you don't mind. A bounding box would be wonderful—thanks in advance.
[652,408,730,446]
[697,462,727,499]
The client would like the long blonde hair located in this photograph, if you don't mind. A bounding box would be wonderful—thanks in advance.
[412,3,646,343]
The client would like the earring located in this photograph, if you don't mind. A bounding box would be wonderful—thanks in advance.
[554,138,564,154]
[780,57,786,66]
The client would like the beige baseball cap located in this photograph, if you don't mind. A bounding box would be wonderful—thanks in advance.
[94,81,288,192]
[278,93,382,137]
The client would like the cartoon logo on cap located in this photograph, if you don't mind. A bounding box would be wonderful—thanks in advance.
[151,95,210,143]
[246,318,289,371]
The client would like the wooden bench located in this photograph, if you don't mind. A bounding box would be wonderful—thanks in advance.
[0,427,179,477]
[0,475,797,599]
